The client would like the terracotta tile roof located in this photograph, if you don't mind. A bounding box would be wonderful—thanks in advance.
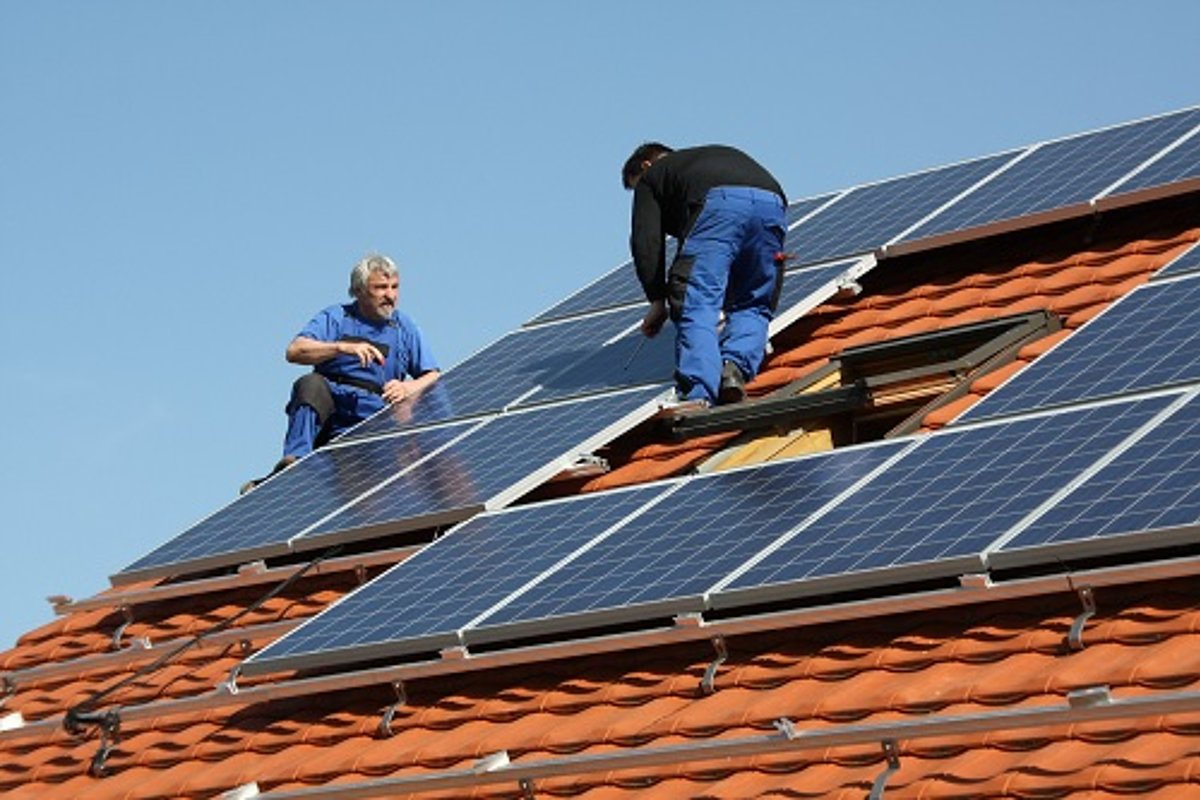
[3,202,1200,797]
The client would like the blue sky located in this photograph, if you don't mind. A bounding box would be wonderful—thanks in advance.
[1,1,1197,649]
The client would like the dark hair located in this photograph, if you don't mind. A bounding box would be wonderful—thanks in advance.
[621,142,674,189]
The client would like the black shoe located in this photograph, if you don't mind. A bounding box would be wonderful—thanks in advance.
[718,361,747,405]
[239,456,297,495]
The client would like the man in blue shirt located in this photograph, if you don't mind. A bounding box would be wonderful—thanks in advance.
[241,254,440,493]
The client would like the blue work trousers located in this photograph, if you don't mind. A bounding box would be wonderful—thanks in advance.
[282,377,382,459]
[670,187,786,402]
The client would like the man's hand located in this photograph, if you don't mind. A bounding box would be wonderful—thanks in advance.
[641,299,668,337]
[381,379,409,405]
[338,339,386,367]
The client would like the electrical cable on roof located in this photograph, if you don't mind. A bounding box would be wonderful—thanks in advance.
[62,545,344,747]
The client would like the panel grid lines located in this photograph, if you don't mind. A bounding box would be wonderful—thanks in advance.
[961,274,1200,422]
[719,396,1174,602]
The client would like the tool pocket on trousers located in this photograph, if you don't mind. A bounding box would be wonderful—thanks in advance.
[667,255,695,321]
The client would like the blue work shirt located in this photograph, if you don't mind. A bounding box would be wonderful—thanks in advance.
[299,302,439,423]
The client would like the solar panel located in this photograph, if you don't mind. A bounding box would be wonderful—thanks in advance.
[466,441,907,643]
[337,308,643,441]
[712,395,1174,609]
[528,242,679,325]
[1100,121,1200,203]
[784,152,1018,266]
[298,386,666,546]
[900,108,1200,246]
[242,484,667,674]
[1153,241,1200,280]
[113,419,480,584]
[518,261,860,406]
[960,274,1200,423]
[990,390,1199,568]
[786,192,840,227]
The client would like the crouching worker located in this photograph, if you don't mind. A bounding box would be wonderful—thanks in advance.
[241,254,440,494]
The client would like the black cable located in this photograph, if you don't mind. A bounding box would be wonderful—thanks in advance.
[64,545,343,735]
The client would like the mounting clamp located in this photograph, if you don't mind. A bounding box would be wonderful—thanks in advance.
[867,739,901,800]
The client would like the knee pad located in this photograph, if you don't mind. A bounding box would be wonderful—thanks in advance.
[287,373,335,425]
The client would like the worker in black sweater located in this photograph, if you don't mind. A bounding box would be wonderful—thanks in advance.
[622,143,787,405]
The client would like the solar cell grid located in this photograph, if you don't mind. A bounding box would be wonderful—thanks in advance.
[961,274,1200,422]
[115,420,477,582]
[784,152,1017,266]
[786,192,840,227]
[301,386,665,542]
[1153,241,1200,280]
[715,395,1174,607]
[244,484,666,672]
[338,308,642,440]
[993,391,1200,565]
[902,109,1200,244]
[528,242,679,325]
[472,441,906,636]
[1103,123,1200,200]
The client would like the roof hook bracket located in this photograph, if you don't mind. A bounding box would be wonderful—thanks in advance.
[0,675,15,708]
[1067,584,1096,651]
[111,606,134,651]
[88,709,122,777]
[519,777,536,799]
[377,680,408,738]
[700,634,728,695]
[219,664,242,695]
[867,739,901,800]
[772,717,797,740]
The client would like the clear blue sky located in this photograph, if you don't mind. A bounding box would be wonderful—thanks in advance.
[2,1,1197,649]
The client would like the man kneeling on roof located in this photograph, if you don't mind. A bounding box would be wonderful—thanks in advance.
[622,142,787,407]
[241,254,440,494]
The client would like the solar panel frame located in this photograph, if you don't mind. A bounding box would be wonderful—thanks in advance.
[783,151,1021,266]
[112,418,483,584]
[1096,117,1200,208]
[1152,240,1200,281]
[516,258,870,407]
[463,439,909,646]
[958,273,1200,423]
[335,307,645,441]
[988,389,1199,569]
[897,108,1200,250]
[710,394,1176,610]
[242,482,669,674]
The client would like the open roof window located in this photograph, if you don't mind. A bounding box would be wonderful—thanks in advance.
[667,309,1062,459]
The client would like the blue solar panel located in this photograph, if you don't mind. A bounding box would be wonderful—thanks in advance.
[784,152,1017,266]
[338,308,642,441]
[244,484,666,672]
[960,274,1200,423]
[1154,241,1200,280]
[300,386,665,543]
[528,242,680,325]
[991,391,1199,566]
[713,395,1174,608]
[469,441,907,640]
[1103,123,1200,200]
[786,192,839,227]
[528,263,643,325]
[114,420,478,582]
[902,109,1200,244]
[519,261,856,405]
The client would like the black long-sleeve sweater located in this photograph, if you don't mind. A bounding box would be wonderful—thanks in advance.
[630,145,785,302]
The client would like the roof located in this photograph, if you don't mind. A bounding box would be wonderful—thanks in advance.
[4,126,1200,798]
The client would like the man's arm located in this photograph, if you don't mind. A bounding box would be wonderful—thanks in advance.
[286,336,384,368]
[630,183,666,302]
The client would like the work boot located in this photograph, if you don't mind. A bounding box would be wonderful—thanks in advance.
[239,455,298,495]
[718,361,747,405]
